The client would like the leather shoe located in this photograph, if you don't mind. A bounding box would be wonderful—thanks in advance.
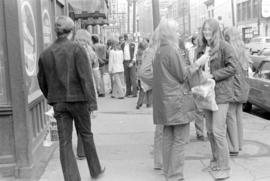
[92,167,105,179]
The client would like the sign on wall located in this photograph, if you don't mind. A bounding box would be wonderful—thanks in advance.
[21,1,37,77]
[262,0,270,18]
[42,10,52,48]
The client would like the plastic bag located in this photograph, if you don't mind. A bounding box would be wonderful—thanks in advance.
[191,79,218,111]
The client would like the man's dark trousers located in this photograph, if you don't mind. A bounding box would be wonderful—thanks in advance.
[123,61,137,96]
[53,102,101,181]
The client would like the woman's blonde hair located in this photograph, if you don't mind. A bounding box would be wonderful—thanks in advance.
[148,28,160,51]
[199,18,223,59]
[157,18,178,48]
[223,27,250,70]
[74,29,92,46]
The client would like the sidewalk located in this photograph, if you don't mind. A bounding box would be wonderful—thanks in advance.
[39,96,270,181]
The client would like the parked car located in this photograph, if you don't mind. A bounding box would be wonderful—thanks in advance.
[244,59,270,112]
[249,48,270,71]
[246,37,270,54]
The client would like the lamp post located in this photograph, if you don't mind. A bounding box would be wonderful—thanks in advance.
[152,0,160,30]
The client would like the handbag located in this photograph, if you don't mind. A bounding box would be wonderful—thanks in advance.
[188,68,208,88]
[191,79,218,111]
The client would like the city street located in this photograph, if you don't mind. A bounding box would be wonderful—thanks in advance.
[36,94,270,181]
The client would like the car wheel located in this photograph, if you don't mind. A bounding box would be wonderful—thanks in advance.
[243,102,252,112]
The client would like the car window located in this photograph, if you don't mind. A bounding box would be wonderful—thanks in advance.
[257,62,270,80]
[266,39,270,43]
[251,38,263,43]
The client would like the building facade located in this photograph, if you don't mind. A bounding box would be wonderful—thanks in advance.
[0,0,69,178]
[236,0,270,42]
[189,0,208,34]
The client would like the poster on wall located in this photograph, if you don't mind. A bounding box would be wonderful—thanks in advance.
[42,10,52,48]
[21,1,39,99]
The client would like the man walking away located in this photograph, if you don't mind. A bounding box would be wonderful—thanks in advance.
[37,16,104,181]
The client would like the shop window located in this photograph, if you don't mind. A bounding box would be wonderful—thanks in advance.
[0,2,8,105]
[242,2,247,21]
[253,0,258,18]
[237,4,241,22]
[247,0,251,20]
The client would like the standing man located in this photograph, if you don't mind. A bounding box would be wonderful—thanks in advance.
[92,35,107,97]
[37,16,104,181]
[121,34,138,97]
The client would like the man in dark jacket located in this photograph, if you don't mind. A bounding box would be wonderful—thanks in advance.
[92,35,107,97]
[37,16,104,181]
[121,34,138,97]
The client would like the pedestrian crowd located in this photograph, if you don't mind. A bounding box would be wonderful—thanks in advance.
[37,16,251,181]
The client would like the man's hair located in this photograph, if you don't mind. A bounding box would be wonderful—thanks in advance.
[55,16,74,37]
[124,34,128,40]
[92,35,99,44]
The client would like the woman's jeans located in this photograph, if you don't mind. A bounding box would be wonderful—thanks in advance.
[154,125,163,169]
[226,103,243,152]
[53,102,102,181]
[204,104,230,171]
[162,123,190,181]
[112,72,125,98]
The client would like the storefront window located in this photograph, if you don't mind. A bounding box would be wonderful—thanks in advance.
[0,2,8,105]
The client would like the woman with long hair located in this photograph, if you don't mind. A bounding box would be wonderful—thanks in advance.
[196,19,237,180]
[108,40,125,99]
[152,18,207,181]
[136,40,149,109]
[223,27,251,156]
[73,29,99,159]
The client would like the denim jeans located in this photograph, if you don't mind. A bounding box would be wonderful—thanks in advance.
[154,125,163,169]
[204,104,230,171]
[227,103,243,152]
[194,109,205,137]
[53,102,102,181]
[124,61,137,96]
[162,124,190,181]
[112,72,125,98]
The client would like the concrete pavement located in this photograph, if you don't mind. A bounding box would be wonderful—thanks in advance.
[36,96,270,181]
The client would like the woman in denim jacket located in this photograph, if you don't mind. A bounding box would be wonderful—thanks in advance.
[196,19,237,180]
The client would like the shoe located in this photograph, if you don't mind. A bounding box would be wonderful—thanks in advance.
[92,167,105,179]
[196,135,205,141]
[229,151,239,157]
[76,156,86,160]
[136,105,140,109]
[118,97,124,99]
[146,104,151,108]
[111,95,115,98]
[208,159,219,171]
[98,94,105,97]
[212,170,230,180]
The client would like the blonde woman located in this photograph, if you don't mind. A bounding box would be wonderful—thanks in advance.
[74,29,99,159]
[223,27,251,156]
[108,40,125,99]
[152,18,207,181]
[196,19,237,180]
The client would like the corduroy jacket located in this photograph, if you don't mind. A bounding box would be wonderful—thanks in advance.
[37,37,97,111]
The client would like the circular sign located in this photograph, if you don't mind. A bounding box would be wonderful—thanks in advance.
[42,10,52,48]
[21,1,37,77]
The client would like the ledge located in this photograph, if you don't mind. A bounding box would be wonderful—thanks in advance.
[0,105,12,116]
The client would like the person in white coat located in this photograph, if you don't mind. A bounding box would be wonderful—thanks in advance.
[108,40,125,99]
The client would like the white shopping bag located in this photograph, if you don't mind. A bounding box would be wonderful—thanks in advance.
[191,79,218,111]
